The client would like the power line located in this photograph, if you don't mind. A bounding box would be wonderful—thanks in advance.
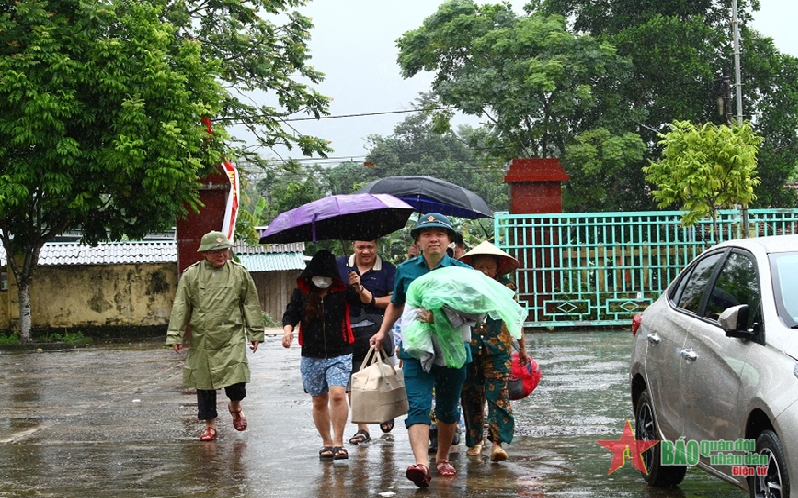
[265,154,369,164]
[216,106,456,125]
[283,107,453,122]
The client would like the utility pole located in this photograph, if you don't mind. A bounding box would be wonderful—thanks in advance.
[732,0,749,237]
[732,0,744,125]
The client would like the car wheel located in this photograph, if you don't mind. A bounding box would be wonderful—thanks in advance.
[749,430,790,498]
[634,391,686,487]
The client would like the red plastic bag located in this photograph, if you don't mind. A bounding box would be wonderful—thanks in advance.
[508,352,541,400]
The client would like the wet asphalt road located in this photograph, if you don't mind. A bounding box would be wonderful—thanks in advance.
[0,330,744,498]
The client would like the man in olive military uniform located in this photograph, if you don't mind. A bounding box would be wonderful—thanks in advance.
[166,231,265,441]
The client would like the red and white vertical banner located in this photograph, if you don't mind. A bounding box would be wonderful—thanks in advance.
[221,158,239,242]
[201,117,238,241]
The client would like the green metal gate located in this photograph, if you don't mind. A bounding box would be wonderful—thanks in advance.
[494,209,798,328]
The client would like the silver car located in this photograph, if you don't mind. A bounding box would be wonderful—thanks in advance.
[630,234,798,498]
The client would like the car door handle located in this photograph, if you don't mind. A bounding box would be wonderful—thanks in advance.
[679,349,697,362]
[646,333,661,345]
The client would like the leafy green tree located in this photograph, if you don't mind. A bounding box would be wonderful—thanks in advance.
[740,33,798,207]
[362,99,510,213]
[644,121,763,237]
[562,129,648,212]
[396,0,653,211]
[158,0,332,163]
[0,0,228,340]
[323,160,368,195]
[398,1,631,159]
[541,0,798,207]
[312,98,509,214]
[1,0,332,340]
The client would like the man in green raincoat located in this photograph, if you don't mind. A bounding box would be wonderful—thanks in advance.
[166,231,265,441]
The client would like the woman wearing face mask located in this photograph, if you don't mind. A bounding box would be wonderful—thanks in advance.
[282,250,373,461]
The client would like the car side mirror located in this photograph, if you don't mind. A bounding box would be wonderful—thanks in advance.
[719,304,758,341]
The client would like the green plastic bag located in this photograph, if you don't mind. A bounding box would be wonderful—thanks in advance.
[403,267,525,368]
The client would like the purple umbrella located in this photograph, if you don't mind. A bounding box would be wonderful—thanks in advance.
[259,193,415,244]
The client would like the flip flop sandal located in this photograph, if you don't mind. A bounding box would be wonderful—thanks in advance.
[405,464,430,488]
[348,429,371,445]
[436,460,457,477]
[319,446,335,459]
[491,447,508,462]
[380,419,395,433]
[332,446,349,460]
[228,403,247,431]
[199,427,218,441]
[466,443,483,456]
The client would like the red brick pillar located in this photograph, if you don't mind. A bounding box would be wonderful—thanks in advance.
[176,165,230,275]
[505,158,568,214]
[504,158,569,325]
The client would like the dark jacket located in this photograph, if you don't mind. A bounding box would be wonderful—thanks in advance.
[282,250,363,358]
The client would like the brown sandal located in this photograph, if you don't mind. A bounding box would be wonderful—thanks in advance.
[436,459,457,477]
[228,403,247,431]
[199,427,218,441]
[406,464,430,487]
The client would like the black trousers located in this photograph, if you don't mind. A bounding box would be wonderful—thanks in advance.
[196,382,246,420]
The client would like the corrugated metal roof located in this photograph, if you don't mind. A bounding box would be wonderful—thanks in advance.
[1,240,307,272]
[233,240,306,271]
[233,240,305,255]
[1,241,177,266]
[237,253,306,272]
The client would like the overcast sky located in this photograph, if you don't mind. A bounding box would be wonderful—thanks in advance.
[254,0,798,164]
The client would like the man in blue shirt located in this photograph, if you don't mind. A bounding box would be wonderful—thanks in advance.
[336,239,397,444]
[370,213,471,487]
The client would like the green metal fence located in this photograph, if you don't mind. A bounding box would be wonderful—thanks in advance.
[494,209,798,328]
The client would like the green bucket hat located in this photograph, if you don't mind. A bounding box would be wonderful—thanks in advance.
[197,231,233,252]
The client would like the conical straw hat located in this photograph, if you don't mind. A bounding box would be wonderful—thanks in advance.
[459,241,520,276]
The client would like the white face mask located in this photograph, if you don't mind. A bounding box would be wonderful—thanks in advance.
[312,276,333,289]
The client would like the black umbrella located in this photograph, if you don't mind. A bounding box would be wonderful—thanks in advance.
[259,193,415,244]
[356,176,493,219]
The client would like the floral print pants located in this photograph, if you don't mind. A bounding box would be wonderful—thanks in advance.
[461,345,514,447]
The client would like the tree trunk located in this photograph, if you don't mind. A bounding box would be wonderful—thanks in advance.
[741,207,749,238]
[711,210,720,246]
[17,282,32,342]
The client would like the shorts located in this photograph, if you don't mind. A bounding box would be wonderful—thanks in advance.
[300,354,352,397]
[402,357,467,427]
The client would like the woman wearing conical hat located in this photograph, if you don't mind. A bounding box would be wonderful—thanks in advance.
[458,241,528,462]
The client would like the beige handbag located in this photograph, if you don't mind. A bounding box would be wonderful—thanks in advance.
[350,348,409,424]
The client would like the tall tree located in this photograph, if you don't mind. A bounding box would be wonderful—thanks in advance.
[0,0,225,340]
[0,0,329,340]
[158,0,332,163]
[541,0,798,207]
[395,0,651,211]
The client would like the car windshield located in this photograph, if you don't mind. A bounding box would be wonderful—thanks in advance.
[770,252,798,328]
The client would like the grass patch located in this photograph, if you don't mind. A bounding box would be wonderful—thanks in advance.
[0,332,19,345]
[33,330,93,345]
